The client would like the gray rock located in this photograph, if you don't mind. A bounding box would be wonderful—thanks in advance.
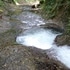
[0,45,69,70]
[40,23,64,32]
[55,34,70,46]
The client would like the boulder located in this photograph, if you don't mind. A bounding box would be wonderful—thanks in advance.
[40,23,64,32]
[0,45,69,70]
[55,34,70,46]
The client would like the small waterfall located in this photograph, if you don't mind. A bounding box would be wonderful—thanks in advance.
[48,45,70,68]
[16,11,70,69]
[16,27,58,49]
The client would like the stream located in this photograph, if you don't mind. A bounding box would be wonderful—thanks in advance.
[16,9,70,69]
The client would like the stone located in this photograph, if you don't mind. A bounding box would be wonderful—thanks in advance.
[0,45,69,70]
[55,34,70,46]
[40,23,64,32]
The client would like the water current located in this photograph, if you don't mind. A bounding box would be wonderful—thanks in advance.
[16,11,70,68]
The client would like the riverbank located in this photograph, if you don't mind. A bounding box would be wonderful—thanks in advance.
[38,0,70,46]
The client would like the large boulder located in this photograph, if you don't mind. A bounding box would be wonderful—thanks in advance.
[0,45,69,70]
[55,34,70,46]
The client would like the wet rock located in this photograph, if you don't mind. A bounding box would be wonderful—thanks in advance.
[0,17,22,48]
[40,23,64,32]
[0,16,2,19]
[0,17,11,33]
[0,45,35,70]
[0,45,46,70]
[35,59,68,70]
[0,28,21,48]
[55,34,70,46]
[40,0,44,4]
[0,45,69,70]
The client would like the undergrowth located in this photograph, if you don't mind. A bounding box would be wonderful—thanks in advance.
[41,0,70,34]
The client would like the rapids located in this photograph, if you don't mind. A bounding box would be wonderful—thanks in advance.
[16,11,70,69]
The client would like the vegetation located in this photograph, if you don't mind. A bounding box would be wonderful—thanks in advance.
[0,0,70,34]
[40,0,70,34]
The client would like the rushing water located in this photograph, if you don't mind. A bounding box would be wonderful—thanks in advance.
[16,11,70,68]
[16,11,45,29]
[48,45,70,68]
[16,27,59,49]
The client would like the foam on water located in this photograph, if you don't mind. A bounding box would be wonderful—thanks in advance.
[16,27,70,69]
[17,12,45,27]
[16,28,58,49]
[54,45,70,68]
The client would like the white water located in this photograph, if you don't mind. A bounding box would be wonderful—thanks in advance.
[17,12,45,29]
[16,11,70,69]
[56,46,70,68]
[16,27,70,68]
[50,45,70,68]
[16,28,58,49]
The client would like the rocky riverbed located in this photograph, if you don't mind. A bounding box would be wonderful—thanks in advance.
[0,4,70,70]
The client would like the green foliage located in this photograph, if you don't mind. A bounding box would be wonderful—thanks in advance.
[41,0,70,34]
[0,0,14,3]
[0,0,14,11]
[0,0,5,13]
[0,0,4,7]
[42,0,70,18]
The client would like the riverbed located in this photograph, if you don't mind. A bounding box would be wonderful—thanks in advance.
[16,9,70,69]
[0,5,70,70]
